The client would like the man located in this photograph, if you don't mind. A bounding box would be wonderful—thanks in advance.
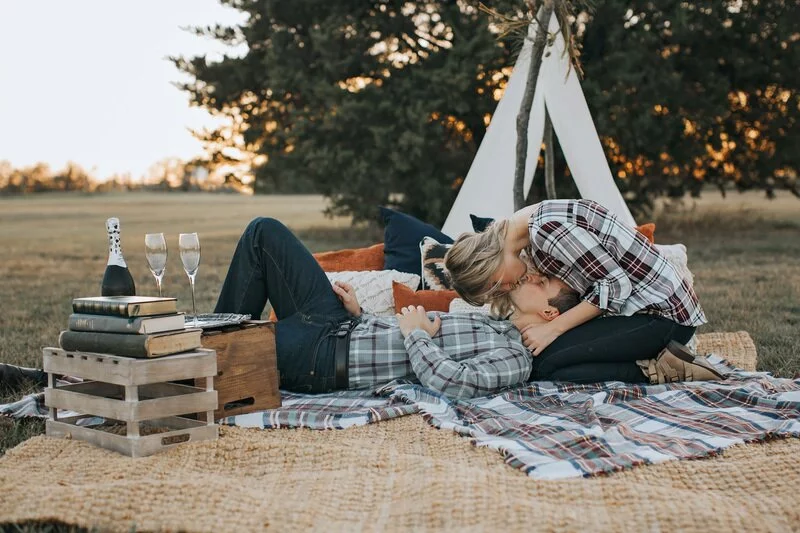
[213,218,578,399]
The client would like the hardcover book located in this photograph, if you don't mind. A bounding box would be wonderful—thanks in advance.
[71,296,177,318]
[58,328,202,358]
[67,313,186,335]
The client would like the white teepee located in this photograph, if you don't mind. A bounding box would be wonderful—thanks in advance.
[442,13,636,238]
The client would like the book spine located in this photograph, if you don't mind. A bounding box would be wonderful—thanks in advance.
[58,330,148,358]
[68,314,142,334]
[72,300,130,317]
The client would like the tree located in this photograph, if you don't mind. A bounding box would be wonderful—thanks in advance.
[580,0,799,209]
[52,162,93,192]
[176,1,797,224]
[175,0,519,225]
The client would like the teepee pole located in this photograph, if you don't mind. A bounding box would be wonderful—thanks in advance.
[543,108,556,199]
[514,0,553,211]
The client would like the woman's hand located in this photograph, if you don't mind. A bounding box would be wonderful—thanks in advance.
[518,322,561,356]
[396,305,441,338]
[332,281,361,317]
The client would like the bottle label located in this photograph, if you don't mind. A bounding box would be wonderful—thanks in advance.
[106,217,128,267]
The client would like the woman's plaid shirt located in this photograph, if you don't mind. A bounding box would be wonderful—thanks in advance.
[528,199,707,326]
[347,312,531,399]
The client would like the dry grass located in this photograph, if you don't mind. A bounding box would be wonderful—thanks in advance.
[0,190,798,459]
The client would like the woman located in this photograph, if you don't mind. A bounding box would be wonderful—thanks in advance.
[444,199,725,384]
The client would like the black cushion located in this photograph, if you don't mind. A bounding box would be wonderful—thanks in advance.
[469,214,495,233]
[380,207,454,276]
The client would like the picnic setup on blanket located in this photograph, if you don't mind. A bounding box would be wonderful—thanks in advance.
[4,329,799,480]
[2,11,799,533]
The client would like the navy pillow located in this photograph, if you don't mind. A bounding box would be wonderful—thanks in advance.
[380,207,454,275]
[470,214,495,233]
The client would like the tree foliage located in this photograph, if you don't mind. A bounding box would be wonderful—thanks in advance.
[175,0,521,225]
[580,0,799,207]
[175,0,798,224]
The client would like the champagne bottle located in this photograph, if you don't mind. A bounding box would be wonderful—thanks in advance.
[101,217,136,296]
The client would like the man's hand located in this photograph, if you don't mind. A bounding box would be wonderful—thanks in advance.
[518,322,561,356]
[396,305,441,338]
[332,281,361,317]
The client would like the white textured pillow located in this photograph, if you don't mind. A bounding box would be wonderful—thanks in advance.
[448,297,492,315]
[326,270,420,317]
[654,243,694,287]
[653,244,699,352]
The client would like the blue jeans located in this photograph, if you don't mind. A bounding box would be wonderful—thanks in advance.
[213,218,352,393]
[532,315,697,383]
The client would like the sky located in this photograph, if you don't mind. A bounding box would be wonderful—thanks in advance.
[0,0,247,180]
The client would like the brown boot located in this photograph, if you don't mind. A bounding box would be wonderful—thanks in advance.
[637,341,727,384]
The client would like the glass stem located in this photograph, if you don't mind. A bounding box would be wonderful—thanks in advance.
[190,275,197,326]
[156,276,163,297]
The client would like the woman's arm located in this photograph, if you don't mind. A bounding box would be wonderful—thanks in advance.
[517,302,602,356]
[533,221,633,314]
[519,219,634,354]
[505,203,540,253]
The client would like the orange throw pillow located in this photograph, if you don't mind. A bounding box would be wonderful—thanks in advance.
[313,243,384,272]
[392,281,458,313]
[635,223,656,244]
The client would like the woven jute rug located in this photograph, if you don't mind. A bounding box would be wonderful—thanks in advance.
[2,331,797,532]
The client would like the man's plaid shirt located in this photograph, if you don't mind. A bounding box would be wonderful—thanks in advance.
[528,199,707,326]
[348,312,531,399]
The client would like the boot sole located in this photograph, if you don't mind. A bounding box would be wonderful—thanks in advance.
[667,340,726,380]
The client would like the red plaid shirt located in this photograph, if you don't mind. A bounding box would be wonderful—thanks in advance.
[528,200,707,326]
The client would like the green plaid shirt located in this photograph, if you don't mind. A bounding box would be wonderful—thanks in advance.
[348,312,531,399]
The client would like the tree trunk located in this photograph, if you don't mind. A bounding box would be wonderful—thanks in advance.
[543,107,556,199]
[513,1,554,211]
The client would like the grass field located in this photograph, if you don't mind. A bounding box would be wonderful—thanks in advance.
[1,190,798,462]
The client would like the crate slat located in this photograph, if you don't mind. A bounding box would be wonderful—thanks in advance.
[46,418,218,458]
[43,348,217,386]
[45,381,217,422]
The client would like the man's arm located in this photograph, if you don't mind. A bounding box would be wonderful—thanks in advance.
[332,281,362,317]
[403,329,531,399]
[396,306,530,399]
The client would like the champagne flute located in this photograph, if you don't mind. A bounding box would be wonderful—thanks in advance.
[144,233,167,296]
[179,233,201,326]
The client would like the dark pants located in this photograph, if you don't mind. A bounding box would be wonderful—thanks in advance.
[532,315,696,384]
[214,218,352,393]
[0,364,47,390]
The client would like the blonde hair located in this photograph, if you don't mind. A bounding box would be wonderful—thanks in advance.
[444,219,509,307]
[490,292,515,320]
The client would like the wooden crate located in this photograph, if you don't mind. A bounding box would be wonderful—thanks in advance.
[198,321,281,420]
[43,347,218,457]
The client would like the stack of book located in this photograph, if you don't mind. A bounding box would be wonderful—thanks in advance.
[59,296,202,358]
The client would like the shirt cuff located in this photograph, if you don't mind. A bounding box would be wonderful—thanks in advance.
[584,280,622,314]
[403,328,432,349]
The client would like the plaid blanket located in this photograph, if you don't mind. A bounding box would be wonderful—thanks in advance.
[223,389,418,429]
[3,355,799,480]
[387,366,800,479]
